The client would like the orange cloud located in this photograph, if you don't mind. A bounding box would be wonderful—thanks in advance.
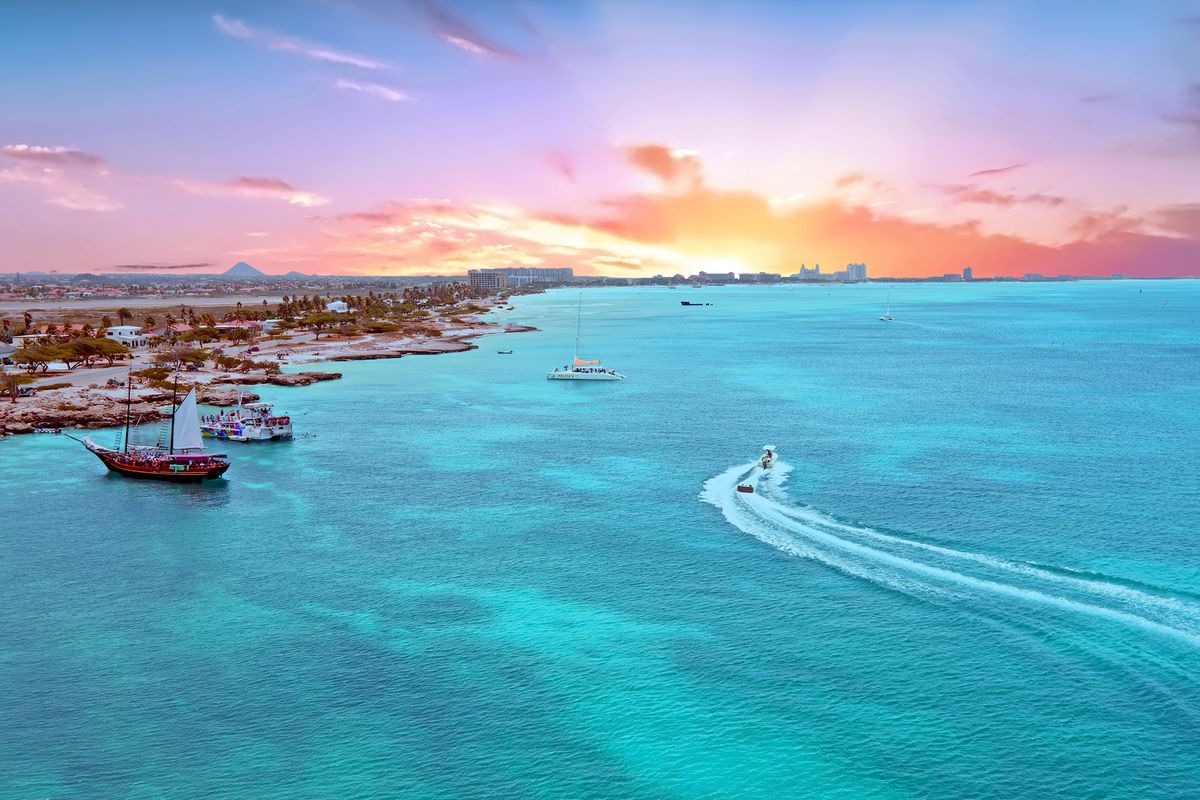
[624,144,703,189]
[250,144,1198,278]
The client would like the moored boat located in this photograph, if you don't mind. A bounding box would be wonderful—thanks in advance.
[547,293,625,381]
[201,396,292,442]
[73,376,229,482]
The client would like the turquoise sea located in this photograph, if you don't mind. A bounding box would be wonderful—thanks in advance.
[2,281,1199,799]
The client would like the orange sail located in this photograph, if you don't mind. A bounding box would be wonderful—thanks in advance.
[574,356,600,365]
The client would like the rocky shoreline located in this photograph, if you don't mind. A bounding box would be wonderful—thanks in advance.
[0,372,340,436]
[1,302,535,437]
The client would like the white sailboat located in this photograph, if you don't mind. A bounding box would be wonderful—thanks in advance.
[547,293,625,381]
[880,295,895,322]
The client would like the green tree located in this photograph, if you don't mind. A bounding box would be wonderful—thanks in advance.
[116,307,132,325]
[300,312,343,338]
[153,346,208,371]
[15,343,62,373]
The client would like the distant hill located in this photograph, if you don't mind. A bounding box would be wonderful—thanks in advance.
[284,270,308,279]
[224,261,266,278]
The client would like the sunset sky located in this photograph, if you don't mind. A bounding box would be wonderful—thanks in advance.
[2,0,1199,277]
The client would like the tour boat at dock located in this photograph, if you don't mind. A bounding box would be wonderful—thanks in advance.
[201,396,292,442]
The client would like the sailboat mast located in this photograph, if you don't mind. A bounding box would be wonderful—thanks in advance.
[574,291,582,362]
[123,368,133,453]
[169,373,178,454]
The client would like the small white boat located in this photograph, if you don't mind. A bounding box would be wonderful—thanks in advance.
[548,293,625,381]
[201,396,293,442]
[760,445,777,469]
[880,295,895,321]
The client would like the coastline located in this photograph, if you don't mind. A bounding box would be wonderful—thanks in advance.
[0,301,537,436]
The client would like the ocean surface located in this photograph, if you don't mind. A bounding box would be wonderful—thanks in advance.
[2,281,1199,799]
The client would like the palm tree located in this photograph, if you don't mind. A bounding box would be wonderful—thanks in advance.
[22,311,32,332]
[143,315,155,329]
[116,307,131,326]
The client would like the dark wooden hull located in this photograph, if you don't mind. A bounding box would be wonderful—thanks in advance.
[90,449,229,482]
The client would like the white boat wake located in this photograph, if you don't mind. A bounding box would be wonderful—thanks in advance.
[701,461,1200,647]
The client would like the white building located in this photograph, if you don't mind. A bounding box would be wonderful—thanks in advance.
[105,325,150,348]
[325,300,349,313]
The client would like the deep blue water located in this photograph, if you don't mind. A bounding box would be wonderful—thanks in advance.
[2,281,1199,799]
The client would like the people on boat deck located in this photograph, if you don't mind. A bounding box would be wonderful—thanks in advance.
[114,451,220,469]
[559,364,616,375]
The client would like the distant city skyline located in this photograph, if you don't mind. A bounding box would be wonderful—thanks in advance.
[2,1,1199,278]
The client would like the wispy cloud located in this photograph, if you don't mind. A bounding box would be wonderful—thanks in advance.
[2,144,105,167]
[1162,82,1200,138]
[174,175,330,207]
[1071,205,1143,239]
[46,188,124,212]
[333,78,411,103]
[967,163,1028,178]
[544,150,577,183]
[941,184,1066,207]
[212,14,391,71]
[419,0,527,61]
[1,162,122,212]
[109,262,213,271]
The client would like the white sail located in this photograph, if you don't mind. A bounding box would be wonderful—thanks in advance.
[171,388,205,452]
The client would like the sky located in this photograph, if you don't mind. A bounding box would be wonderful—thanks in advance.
[2,0,1199,278]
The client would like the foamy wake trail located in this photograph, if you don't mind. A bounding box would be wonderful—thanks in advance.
[700,461,1200,647]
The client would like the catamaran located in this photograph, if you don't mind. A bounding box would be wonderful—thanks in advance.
[201,395,292,442]
[880,295,895,321]
[73,375,229,482]
[547,293,625,381]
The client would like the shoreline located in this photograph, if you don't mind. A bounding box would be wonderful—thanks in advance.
[0,301,537,437]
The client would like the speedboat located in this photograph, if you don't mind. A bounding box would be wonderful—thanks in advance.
[497,350,513,355]
[737,484,754,494]
[760,445,777,469]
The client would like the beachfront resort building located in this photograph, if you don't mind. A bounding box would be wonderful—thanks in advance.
[468,270,506,290]
[468,267,574,290]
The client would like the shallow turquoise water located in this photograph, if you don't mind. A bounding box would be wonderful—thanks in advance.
[2,281,1199,799]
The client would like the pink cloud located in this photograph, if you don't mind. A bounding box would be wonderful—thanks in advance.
[174,175,329,207]
[2,144,105,167]
[624,144,703,189]
[967,163,1028,178]
[941,184,1067,207]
